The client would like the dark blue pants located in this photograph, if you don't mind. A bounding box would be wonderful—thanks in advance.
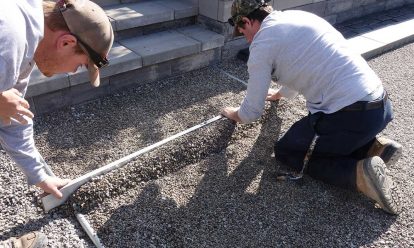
[274,97,393,190]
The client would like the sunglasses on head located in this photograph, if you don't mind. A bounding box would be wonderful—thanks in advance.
[228,11,254,27]
[228,16,236,26]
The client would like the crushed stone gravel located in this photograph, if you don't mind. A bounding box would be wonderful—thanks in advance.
[1,43,414,247]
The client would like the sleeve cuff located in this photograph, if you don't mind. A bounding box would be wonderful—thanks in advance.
[26,167,49,185]
[238,105,261,124]
[279,86,298,99]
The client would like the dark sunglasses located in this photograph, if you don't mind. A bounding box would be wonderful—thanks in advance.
[228,16,236,26]
[72,34,109,68]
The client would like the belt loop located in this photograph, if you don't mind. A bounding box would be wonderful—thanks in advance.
[383,90,388,104]
[309,112,323,133]
[363,101,369,111]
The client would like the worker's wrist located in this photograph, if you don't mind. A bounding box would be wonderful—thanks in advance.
[27,167,49,185]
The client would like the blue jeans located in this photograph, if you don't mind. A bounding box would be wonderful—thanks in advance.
[274,97,393,190]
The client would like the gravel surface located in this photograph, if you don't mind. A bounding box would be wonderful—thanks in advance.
[1,43,414,247]
[34,67,245,179]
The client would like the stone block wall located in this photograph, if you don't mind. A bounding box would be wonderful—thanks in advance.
[198,0,413,41]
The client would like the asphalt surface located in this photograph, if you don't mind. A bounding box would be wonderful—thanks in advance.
[1,40,414,248]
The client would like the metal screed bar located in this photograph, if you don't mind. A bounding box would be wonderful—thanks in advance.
[41,115,224,212]
[219,69,248,87]
[75,211,105,248]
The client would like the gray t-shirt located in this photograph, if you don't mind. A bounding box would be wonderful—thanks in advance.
[238,10,383,123]
[0,0,48,185]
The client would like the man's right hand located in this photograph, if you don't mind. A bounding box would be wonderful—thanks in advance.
[0,88,34,125]
[36,176,71,199]
[266,88,283,101]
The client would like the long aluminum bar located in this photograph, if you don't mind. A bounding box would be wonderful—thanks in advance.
[41,115,224,212]
[75,211,105,248]
[219,69,248,87]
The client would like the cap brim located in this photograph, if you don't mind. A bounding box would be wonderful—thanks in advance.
[88,59,100,87]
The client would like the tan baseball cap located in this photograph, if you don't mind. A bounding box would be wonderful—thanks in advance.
[58,0,114,87]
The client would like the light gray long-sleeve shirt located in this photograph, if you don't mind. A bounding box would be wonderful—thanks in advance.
[238,10,383,123]
[0,0,49,185]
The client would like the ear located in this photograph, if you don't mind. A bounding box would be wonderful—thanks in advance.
[241,16,252,27]
[56,34,77,50]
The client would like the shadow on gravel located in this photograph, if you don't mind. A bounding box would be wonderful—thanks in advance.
[94,101,397,247]
[0,215,77,242]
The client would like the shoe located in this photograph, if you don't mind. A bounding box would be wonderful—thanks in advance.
[367,137,402,166]
[0,232,47,248]
[356,156,400,215]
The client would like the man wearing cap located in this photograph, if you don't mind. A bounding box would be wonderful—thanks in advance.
[222,0,403,215]
[0,0,113,246]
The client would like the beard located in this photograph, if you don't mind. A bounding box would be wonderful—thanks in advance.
[34,45,60,77]
[35,54,58,77]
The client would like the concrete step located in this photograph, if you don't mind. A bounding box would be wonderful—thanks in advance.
[103,0,198,40]
[26,3,414,116]
[92,0,148,7]
[27,25,225,115]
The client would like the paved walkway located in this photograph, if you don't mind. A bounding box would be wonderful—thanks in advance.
[335,4,414,39]
[335,4,414,58]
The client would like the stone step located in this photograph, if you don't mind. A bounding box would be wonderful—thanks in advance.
[103,0,198,40]
[26,3,414,116]
[27,25,225,115]
[91,0,148,7]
